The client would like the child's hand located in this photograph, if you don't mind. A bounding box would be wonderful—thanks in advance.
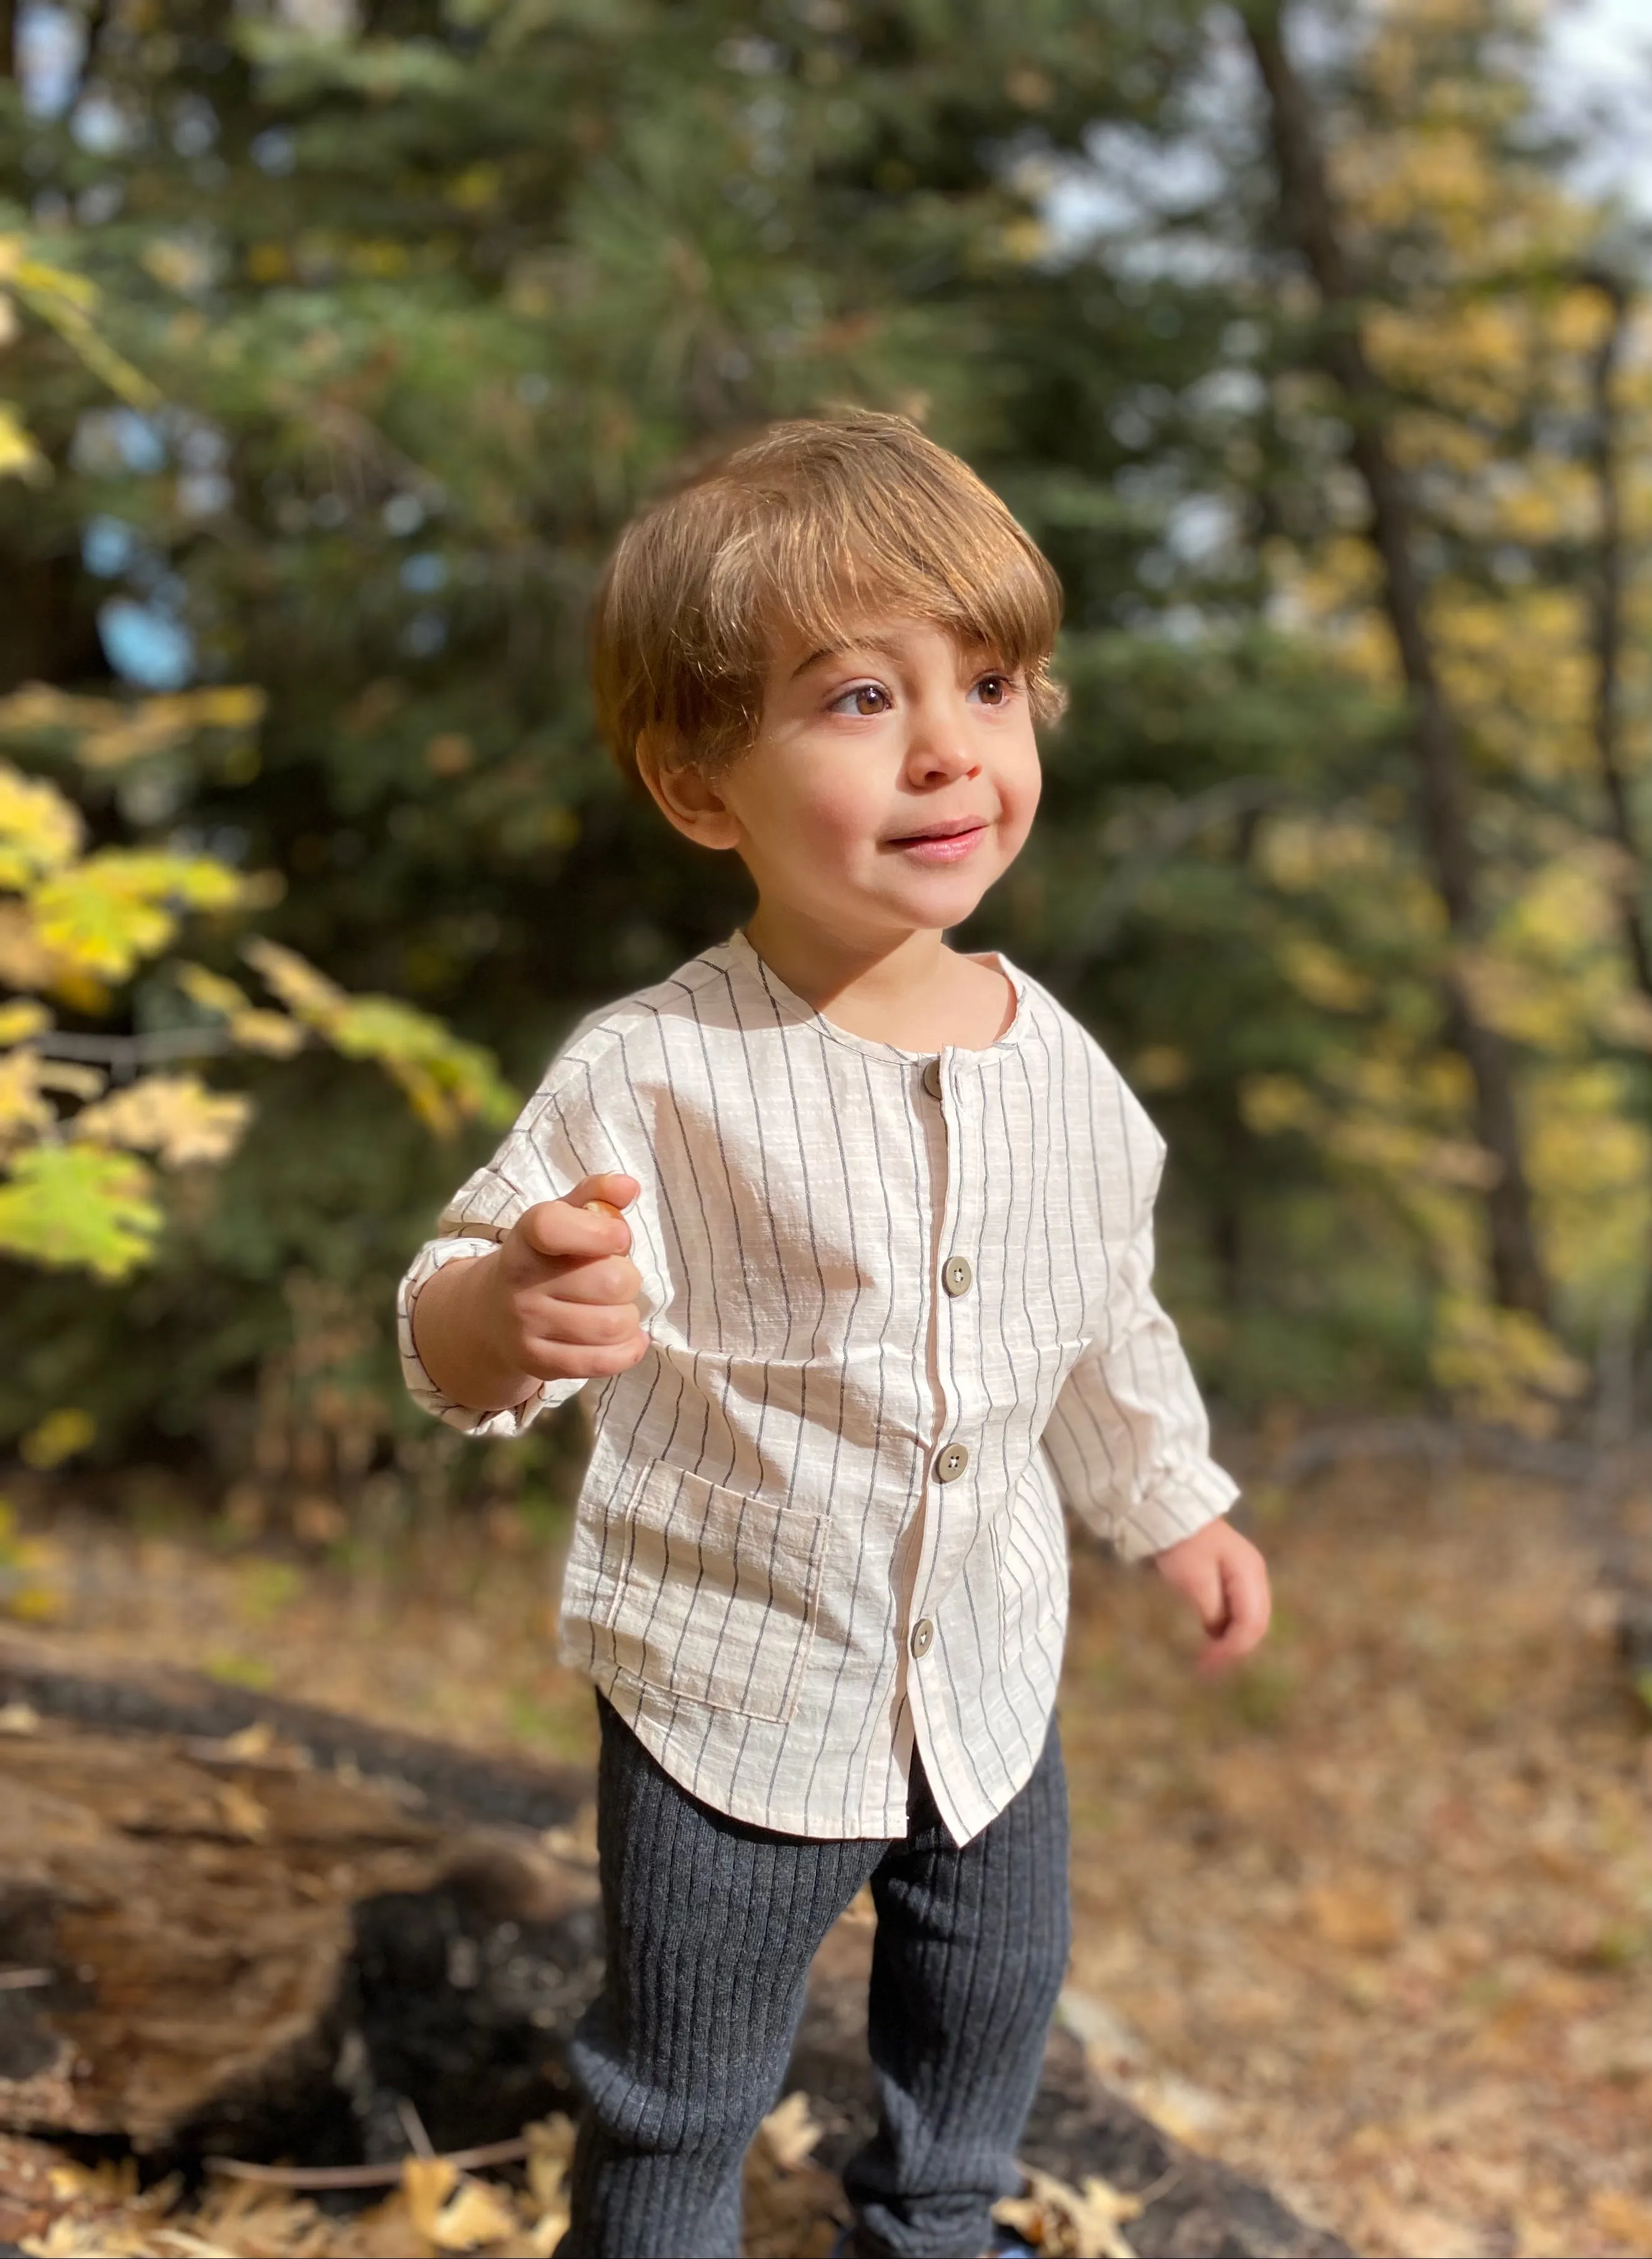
[485,1173,649,1385]
[1151,1518,1271,1674]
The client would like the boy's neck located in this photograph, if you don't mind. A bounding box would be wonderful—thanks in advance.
[744,905,1014,1053]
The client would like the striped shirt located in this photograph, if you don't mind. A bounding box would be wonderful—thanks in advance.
[397,930,1237,1845]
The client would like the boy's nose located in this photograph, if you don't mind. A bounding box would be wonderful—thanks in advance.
[905,726,979,784]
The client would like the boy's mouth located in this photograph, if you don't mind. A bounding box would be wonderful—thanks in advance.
[885,817,989,864]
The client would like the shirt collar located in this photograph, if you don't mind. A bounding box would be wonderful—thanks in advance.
[723,927,1030,1066]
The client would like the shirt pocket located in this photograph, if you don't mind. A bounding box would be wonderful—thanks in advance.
[600,1463,828,1723]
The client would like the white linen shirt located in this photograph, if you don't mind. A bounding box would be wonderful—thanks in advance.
[397,930,1237,1846]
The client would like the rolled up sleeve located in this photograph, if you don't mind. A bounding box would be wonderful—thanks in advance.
[1042,1142,1238,1562]
[395,1032,669,1439]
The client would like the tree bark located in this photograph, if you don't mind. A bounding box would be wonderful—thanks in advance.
[1242,0,1549,1319]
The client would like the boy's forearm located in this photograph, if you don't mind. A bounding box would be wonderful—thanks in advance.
[408,1251,540,1413]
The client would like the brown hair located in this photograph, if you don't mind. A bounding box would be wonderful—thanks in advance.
[590,410,1065,784]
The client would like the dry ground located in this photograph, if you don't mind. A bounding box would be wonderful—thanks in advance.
[4,1448,1651,2258]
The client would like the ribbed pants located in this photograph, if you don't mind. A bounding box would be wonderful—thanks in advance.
[557,1698,1070,2259]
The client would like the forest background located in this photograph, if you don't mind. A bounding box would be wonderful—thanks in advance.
[2,0,1652,1529]
[8,7,1652,2253]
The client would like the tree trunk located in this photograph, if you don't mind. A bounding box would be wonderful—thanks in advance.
[1242,0,1549,1320]
[1579,269,1652,1004]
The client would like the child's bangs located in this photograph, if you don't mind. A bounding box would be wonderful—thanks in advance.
[705,466,1063,703]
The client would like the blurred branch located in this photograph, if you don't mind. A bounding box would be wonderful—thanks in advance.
[1242,0,1549,1324]
[30,1029,235,1081]
[0,0,14,81]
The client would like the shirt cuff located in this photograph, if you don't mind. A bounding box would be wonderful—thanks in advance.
[1109,1457,1241,1563]
[395,1237,585,1437]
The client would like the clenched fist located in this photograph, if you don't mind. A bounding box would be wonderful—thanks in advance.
[410,1172,649,1413]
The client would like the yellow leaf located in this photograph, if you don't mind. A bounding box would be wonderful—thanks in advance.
[175,962,305,1056]
[242,933,349,1020]
[31,850,242,981]
[0,761,83,886]
[35,1058,104,1101]
[0,1048,52,1145]
[0,999,50,1048]
[0,682,265,770]
[176,960,255,1018]
[20,1408,94,1469]
[996,2162,1144,2258]
[14,252,161,408]
[228,1007,305,1058]
[0,902,58,990]
[242,937,513,1132]
[525,2115,577,2212]
[0,1142,162,1278]
[432,2175,520,2250]
[73,1073,251,1168]
[0,402,48,486]
[758,2091,825,2170]
[402,2156,460,2245]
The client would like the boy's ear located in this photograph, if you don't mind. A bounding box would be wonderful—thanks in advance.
[635,729,742,851]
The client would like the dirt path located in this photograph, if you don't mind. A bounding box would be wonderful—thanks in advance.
[7,1454,1651,2257]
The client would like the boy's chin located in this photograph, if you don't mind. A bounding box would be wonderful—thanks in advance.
[881,871,1001,930]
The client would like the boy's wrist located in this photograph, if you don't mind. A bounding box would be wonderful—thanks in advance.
[410,1249,541,1414]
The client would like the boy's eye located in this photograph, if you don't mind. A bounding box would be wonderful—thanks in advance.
[971,673,1012,707]
[829,682,893,717]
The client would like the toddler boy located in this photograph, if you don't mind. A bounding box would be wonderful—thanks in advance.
[398,411,1270,2259]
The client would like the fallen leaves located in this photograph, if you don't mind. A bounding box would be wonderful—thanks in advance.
[14,2119,578,2259]
[995,2166,1144,2259]
[1062,1453,1652,2259]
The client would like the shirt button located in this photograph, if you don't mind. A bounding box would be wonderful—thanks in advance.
[910,1618,934,1659]
[921,1058,943,1100]
[935,1442,970,1483]
[942,1255,973,1297]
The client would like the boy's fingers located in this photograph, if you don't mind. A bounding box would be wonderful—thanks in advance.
[1198,1562,1271,1672]
[520,1332,650,1383]
[546,1254,643,1306]
[515,1194,631,1265]
[569,1173,640,1216]
[529,1296,646,1347]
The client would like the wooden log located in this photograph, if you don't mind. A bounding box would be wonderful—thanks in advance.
[0,1626,587,1831]
[0,1632,1346,2255]
[0,1709,596,2155]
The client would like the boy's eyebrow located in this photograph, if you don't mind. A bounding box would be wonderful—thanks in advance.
[787,631,1007,681]
[789,639,899,678]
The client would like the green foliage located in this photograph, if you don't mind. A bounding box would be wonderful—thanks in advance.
[0,0,1647,1473]
[0,1143,162,1280]
[0,712,512,1290]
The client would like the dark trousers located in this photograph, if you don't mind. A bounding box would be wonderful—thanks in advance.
[558,1698,1070,2259]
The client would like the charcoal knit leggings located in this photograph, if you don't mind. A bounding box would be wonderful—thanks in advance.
[556,1698,1070,2259]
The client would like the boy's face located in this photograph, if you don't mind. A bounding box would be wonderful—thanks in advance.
[647,616,1042,946]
